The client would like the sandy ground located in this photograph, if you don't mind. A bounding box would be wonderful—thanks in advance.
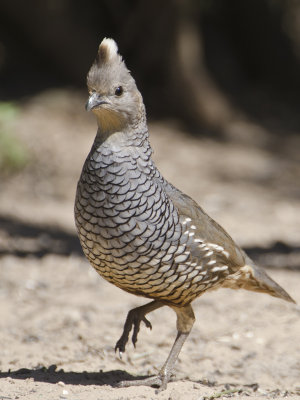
[0,90,300,399]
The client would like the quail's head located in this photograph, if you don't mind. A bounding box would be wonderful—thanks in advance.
[86,38,144,133]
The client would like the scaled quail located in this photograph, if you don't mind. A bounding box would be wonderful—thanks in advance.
[75,38,295,390]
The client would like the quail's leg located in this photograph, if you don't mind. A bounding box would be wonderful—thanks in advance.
[115,300,164,356]
[117,304,195,391]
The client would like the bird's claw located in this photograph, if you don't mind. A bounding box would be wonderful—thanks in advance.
[115,311,152,355]
[142,316,152,330]
[115,338,125,356]
[116,372,172,392]
[132,316,152,347]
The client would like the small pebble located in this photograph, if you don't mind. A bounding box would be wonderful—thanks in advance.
[57,381,65,387]
[257,388,267,395]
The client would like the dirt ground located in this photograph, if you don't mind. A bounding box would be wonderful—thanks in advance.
[0,90,300,399]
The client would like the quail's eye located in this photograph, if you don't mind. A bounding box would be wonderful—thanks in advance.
[115,86,123,96]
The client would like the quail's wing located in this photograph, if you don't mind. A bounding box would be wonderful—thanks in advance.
[163,180,245,273]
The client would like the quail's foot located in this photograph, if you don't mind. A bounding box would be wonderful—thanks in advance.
[115,312,151,356]
[116,330,190,392]
[116,370,172,393]
[115,301,163,357]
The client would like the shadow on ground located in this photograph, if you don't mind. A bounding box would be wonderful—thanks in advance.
[0,215,299,269]
[0,366,267,397]
[0,366,148,387]
[0,215,82,258]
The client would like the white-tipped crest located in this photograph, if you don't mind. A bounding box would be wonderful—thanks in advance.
[98,38,119,63]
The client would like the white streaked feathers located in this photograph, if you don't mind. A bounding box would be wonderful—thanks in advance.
[178,217,231,277]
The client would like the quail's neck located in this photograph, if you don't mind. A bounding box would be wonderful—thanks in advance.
[94,126,149,148]
[88,120,152,170]
[84,127,153,178]
[94,108,148,147]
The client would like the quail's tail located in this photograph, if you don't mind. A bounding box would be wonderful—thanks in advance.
[242,257,295,304]
[223,255,295,303]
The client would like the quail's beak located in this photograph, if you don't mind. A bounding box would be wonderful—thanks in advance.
[85,93,109,111]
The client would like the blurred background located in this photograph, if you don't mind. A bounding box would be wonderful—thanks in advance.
[0,0,300,266]
[0,2,300,394]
